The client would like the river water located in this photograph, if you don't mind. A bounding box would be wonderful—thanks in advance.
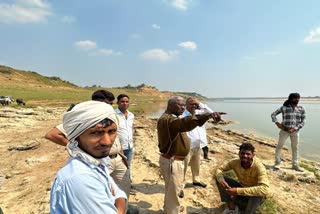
[149,99,320,161]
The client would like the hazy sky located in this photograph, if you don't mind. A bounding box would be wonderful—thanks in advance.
[0,0,319,98]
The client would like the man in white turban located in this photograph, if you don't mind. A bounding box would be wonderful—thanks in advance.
[50,101,127,214]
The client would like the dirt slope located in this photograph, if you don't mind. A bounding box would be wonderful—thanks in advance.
[0,107,320,214]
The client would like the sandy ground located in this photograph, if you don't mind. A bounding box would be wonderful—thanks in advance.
[0,106,320,214]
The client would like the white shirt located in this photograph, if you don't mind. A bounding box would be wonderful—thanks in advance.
[197,102,214,114]
[182,102,214,149]
[115,108,134,150]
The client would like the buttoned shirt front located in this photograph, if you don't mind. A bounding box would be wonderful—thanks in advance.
[271,105,306,130]
[115,108,134,150]
[50,157,127,214]
[216,158,270,197]
[182,110,208,149]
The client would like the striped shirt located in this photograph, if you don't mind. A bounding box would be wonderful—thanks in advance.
[216,158,270,197]
[271,105,306,130]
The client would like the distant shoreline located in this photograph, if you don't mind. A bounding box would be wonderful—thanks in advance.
[210,97,320,101]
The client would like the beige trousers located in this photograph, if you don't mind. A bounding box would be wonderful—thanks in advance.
[159,156,184,214]
[107,155,131,199]
[275,130,300,166]
[183,147,201,185]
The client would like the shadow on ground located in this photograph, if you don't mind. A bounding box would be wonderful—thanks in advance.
[133,182,164,195]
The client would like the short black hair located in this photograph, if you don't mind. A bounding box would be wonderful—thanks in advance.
[91,118,114,128]
[117,94,129,101]
[239,143,255,153]
[288,93,300,100]
[92,90,115,101]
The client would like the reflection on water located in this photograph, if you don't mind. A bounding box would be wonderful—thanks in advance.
[148,99,320,161]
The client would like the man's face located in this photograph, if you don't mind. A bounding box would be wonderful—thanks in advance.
[291,98,300,105]
[239,149,255,166]
[77,121,117,158]
[117,97,129,111]
[172,99,186,116]
[186,98,199,114]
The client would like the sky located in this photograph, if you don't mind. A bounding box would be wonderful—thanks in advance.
[0,0,320,98]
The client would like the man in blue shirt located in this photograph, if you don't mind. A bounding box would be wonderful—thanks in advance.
[50,101,127,214]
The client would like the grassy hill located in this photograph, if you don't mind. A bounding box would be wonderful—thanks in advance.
[0,65,208,112]
[0,65,172,111]
[0,65,92,106]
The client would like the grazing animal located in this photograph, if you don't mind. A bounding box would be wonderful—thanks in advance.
[0,96,14,106]
[16,99,26,106]
[0,99,8,106]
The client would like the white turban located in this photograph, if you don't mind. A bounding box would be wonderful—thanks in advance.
[63,100,118,166]
[63,100,118,142]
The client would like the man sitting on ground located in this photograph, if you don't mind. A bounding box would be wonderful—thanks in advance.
[215,143,270,214]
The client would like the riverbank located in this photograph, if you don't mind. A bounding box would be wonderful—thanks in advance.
[0,106,319,213]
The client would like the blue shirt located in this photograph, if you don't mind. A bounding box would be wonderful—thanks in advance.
[50,157,127,214]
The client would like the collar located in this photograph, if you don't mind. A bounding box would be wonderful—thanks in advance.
[115,108,130,115]
[240,158,255,169]
[182,110,192,116]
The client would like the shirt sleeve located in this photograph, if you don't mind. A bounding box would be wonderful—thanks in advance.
[271,107,282,123]
[236,163,270,197]
[295,107,306,130]
[197,102,214,114]
[51,173,126,214]
[169,114,210,132]
[215,160,233,182]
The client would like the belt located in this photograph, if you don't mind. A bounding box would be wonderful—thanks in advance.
[109,154,118,159]
[161,153,185,161]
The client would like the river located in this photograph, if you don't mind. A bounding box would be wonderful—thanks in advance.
[149,99,320,161]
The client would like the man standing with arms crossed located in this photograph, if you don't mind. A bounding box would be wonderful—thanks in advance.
[271,93,306,172]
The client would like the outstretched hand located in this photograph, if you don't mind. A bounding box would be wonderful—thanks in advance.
[211,112,221,122]
[217,112,227,115]
[210,112,227,122]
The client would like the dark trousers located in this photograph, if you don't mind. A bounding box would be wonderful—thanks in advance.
[216,176,265,214]
[202,146,209,159]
